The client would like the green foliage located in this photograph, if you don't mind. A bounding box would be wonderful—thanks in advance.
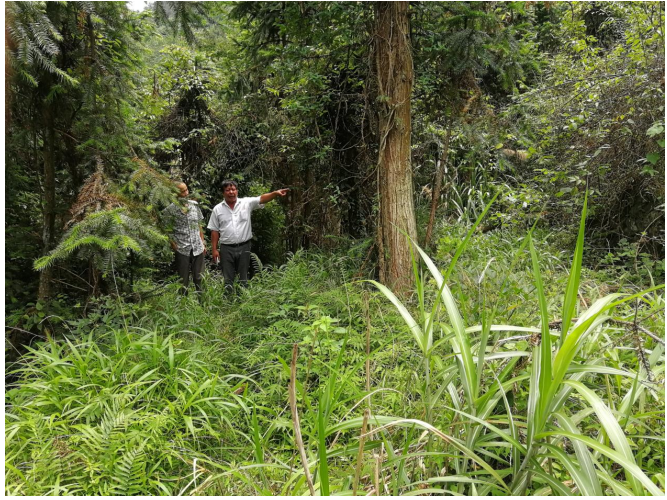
[124,161,180,211]
[153,1,212,46]
[246,182,286,266]
[5,3,666,495]
[6,1,79,86]
[502,2,665,255]
[8,208,665,495]
[6,322,240,495]
[33,208,167,272]
[6,0,153,306]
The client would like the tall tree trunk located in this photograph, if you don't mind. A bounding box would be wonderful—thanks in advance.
[287,160,300,253]
[424,127,452,248]
[373,1,417,295]
[37,103,56,302]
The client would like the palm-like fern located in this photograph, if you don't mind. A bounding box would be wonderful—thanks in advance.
[153,1,211,46]
[124,159,180,210]
[34,161,169,273]
[6,1,79,86]
[111,443,147,496]
[34,208,166,271]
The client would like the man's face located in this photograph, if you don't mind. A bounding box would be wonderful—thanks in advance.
[223,184,238,204]
[177,183,189,198]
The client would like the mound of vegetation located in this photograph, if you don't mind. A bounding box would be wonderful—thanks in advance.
[6,210,664,495]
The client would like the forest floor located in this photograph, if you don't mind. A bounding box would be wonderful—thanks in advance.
[5,224,665,495]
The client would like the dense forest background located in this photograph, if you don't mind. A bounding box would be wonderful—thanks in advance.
[5,1,666,496]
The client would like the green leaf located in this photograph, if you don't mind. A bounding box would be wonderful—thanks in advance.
[366,280,426,353]
[561,191,587,347]
[542,443,597,496]
[530,468,574,495]
[564,380,644,495]
[413,243,475,404]
[529,235,552,421]
[646,152,660,165]
[554,411,603,496]
[646,123,664,137]
[537,430,662,495]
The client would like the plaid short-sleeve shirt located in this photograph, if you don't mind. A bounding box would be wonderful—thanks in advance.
[162,200,204,256]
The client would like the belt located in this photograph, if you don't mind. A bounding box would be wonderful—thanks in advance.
[221,239,250,248]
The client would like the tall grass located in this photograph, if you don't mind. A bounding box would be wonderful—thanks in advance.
[367,196,664,495]
[5,326,244,495]
[5,204,665,495]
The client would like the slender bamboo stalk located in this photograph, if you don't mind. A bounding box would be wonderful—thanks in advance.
[353,408,370,496]
[374,448,381,496]
[288,343,315,496]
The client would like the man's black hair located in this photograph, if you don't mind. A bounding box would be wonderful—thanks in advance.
[221,180,238,190]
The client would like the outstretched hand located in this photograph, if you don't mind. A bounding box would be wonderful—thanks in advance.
[260,188,290,205]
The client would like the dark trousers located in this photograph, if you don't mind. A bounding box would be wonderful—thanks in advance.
[220,241,251,290]
[175,250,204,295]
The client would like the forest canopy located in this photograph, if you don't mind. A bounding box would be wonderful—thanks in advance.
[5,1,666,496]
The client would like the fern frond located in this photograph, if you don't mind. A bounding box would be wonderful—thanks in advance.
[110,442,146,496]
[125,160,179,209]
[7,1,79,86]
[33,207,166,271]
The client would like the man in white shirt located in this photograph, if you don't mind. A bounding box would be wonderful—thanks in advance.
[208,180,288,290]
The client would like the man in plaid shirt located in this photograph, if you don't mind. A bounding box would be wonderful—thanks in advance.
[162,182,207,295]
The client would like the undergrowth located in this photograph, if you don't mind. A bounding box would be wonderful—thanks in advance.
[5,218,665,495]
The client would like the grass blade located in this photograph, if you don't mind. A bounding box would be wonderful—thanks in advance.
[536,430,663,495]
[560,190,588,347]
[529,235,552,421]
[443,191,500,282]
[366,280,426,353]
[317,399,330,496]
[530,467,574,495]
[444,406,527,454]
[413,244,476,404]
[362,418,510,493]
[564,380,644,495]
[550,295,621,403]
[542,442,597,496]
[288,343,315,496]
[554,411,603,496]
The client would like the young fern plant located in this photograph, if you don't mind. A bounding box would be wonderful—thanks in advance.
[34,208,167,272]
[123,159,180,210]
[34,161,172,295]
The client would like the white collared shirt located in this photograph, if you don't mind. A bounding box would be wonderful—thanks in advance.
[207,197,264,245]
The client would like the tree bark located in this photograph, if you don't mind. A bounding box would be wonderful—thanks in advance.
[424,127,452,249]
[37,103,57,302]
[373,1,417,295]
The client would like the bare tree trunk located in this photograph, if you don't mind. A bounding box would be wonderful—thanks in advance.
[38,103,56,302]
[424,127,452,248]
[287,160,301,253]
[90,258,101,297]
[373,1,417,295]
